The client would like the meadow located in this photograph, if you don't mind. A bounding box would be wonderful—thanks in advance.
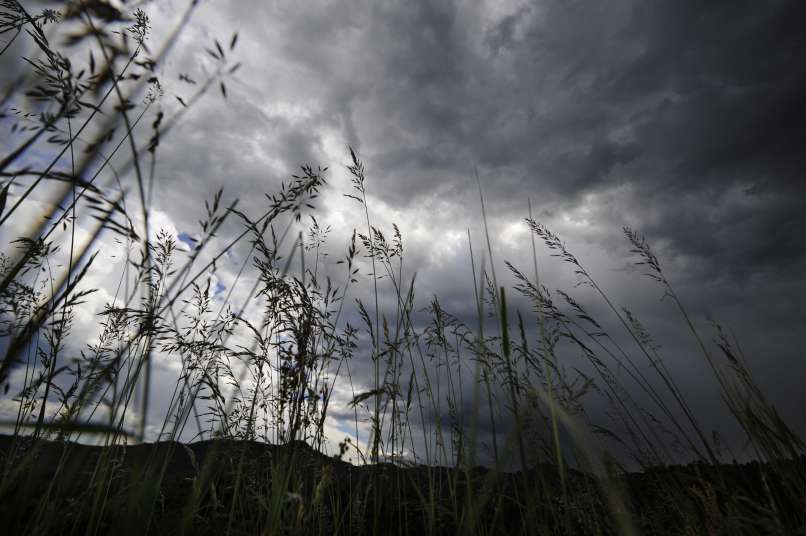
[0,3,804,534]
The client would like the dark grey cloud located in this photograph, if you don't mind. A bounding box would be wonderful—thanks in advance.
[3,0,805,463]
[152,0,806,459]
[285,0,806,275]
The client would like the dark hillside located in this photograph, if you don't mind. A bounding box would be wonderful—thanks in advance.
[2,435,803,535]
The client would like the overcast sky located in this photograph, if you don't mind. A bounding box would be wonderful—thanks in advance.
[2,0,805,465]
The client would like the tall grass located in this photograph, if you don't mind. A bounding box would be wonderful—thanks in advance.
[0,3,804,535]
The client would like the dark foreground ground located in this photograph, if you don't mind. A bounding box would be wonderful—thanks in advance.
[0,435,803,535]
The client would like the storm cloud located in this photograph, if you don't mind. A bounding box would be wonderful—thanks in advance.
[3,0,805,463]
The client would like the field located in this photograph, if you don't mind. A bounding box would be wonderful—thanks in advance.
[1,3,804,535]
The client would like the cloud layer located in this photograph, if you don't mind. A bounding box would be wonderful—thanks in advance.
[3,0,805,462]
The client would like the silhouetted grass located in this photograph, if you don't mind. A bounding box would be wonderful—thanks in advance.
[0,3,804,535]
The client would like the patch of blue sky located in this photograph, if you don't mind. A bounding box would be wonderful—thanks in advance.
[176,231,198,250]
[334,419,363,441]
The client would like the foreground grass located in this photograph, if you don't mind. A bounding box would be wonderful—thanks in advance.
[1,3,804,535]
[2,434,802,535]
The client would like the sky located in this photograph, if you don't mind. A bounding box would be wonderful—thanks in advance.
[2,0,805,465]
